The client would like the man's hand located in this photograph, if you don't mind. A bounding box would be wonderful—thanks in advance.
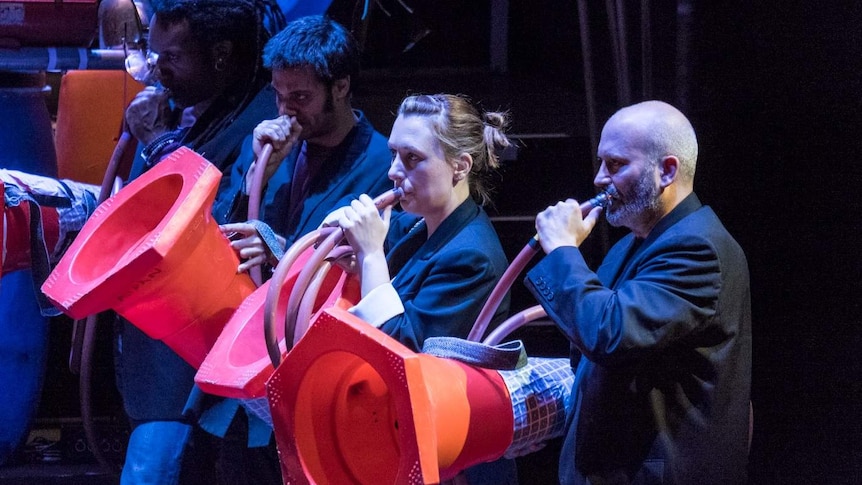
[535,199,602,254]
[220,222,285,273]
[124,86,173,145]
[248,115,302,189]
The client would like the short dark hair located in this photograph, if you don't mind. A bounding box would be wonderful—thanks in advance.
[263,15,361,91]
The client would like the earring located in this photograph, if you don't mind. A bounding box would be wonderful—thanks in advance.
[215,58,226,72]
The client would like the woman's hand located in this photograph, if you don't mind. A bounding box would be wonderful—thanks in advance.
[220,222,284,273]
[337,194,392,295]
[338,194,391,259]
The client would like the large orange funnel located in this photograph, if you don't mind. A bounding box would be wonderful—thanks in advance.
[194,246,355,400]
[266,307,518,485]
[41,147,256,368]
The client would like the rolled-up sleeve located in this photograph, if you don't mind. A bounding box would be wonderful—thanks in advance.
[348,282,405,327]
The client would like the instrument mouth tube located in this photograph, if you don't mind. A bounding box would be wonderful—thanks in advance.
[373,187,403,210]
[266,186,407,369]
[470,188,613,342]
[586,189,613,212]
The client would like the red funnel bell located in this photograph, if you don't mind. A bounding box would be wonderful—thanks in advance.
[41,147,256,368]
[195,246,357,400]
[267,307,515,485]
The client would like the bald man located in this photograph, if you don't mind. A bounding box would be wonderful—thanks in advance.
[525,101,752,484]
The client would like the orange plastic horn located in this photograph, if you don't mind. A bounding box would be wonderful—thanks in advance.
[194,241,355,401]
[41,147,256,368]
[266,307,515,485]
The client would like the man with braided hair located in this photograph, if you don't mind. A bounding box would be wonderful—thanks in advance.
[114,1,285,483]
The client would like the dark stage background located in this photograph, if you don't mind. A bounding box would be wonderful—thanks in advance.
[3,1,860,484]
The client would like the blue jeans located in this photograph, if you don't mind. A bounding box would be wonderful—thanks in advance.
[121,421,192,485]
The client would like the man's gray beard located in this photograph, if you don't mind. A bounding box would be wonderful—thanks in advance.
[605,173,662,229]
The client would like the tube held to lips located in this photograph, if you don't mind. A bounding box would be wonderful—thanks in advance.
[528,189,612,248]
[372,187,403,210]
[580,190,611,215]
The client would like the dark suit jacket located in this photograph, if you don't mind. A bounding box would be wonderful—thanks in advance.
[525,194,752,484]
[378,198,511,352]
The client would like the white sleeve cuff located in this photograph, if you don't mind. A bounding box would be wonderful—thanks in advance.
[348,283,404,328]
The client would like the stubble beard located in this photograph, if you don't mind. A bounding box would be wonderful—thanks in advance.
[605,171,662,230]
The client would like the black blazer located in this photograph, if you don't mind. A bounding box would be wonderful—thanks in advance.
[525,194,752,484]
[378,198,511,352]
